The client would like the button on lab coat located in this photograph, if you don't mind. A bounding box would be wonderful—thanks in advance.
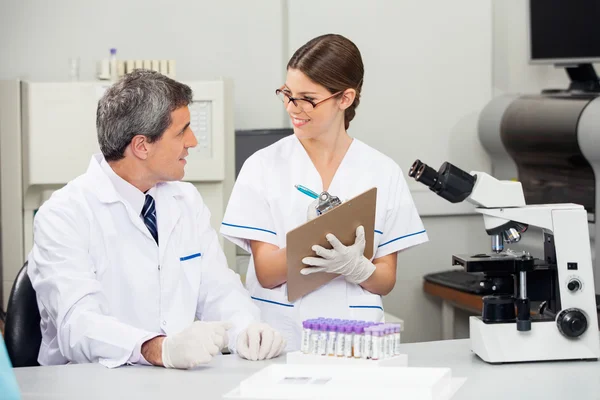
[221,136,428,351]
[28,154,259,368]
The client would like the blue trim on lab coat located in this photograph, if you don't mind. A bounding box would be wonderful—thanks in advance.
[378,230,426,248]
[251,296,294,307]
[222,222,277,236]
[349,305,384,311]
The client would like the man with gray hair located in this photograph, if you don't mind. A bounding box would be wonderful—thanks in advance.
[27,70,285,369]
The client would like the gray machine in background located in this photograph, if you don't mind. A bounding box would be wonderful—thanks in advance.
[478,92,600,294]
[235,129,292,177]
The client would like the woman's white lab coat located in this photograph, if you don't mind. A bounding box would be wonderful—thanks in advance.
[221,136,428,351]
[28,154,259,368]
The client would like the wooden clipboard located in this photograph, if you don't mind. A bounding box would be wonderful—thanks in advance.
[286,187,377,302]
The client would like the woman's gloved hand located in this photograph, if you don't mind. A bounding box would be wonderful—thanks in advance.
[300,225,376,284]
[306,198,319,221]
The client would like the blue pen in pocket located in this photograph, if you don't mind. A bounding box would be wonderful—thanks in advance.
[295,184,319,199]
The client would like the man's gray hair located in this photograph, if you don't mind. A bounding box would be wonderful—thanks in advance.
[96,69,193,161]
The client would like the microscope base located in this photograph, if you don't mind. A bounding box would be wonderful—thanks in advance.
[469,316,600,363]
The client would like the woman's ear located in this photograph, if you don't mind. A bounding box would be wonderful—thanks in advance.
[339,88,356,111]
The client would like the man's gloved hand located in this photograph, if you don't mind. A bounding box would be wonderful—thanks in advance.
[236,323,286,361]
[300,225,376,284]
[162,321,232,369]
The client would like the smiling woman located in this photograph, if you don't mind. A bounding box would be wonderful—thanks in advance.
[221,34,428,352]
[285,34,363,132]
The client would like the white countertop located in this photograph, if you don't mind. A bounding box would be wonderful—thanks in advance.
[13,339,600,399]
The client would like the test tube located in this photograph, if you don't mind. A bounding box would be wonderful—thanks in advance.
[353,325,363,358]
[344,324,353,358]
[371,328,382,360]
[301,321,311,354]
[390,324,397,355]
[381,325,389,359]
[394,324,402,355]
[362,326,372,359]
[335,323,346,357]
[326,324,337,356]
[309,322,320,355]
[381,327,388,359]
[317,323,327,355]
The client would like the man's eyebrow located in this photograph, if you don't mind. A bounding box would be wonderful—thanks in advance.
[179,122,190,133]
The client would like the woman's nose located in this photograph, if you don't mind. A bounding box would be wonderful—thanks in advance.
[285,98,301,113]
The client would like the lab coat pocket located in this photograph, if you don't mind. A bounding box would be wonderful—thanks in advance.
[179,252,203,285]
[250,286,301,351]
[348,293,385,323]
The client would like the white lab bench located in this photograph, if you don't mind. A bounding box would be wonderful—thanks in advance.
[13,339,600,399]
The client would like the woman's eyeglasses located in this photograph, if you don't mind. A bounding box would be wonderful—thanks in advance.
[275,86,343,112]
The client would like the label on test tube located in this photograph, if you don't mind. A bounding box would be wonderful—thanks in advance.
[362,327,371,359]
[310,326,319,355]
[353,325,363,358]
[317,323,327,355]
[327,325,337,356]
[336,325,345,357]
[301,322,311,354]
[381,329,387,359]
[394,325,401,355]
[371,329,381,360]
[344,325,353,358]
[382,326,390,359]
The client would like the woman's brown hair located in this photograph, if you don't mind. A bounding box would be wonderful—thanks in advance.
[287,34,364,130]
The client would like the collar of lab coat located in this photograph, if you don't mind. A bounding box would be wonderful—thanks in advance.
[85,154,184,204]
[84,154,184,261]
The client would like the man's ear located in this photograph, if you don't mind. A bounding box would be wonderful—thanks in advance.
[339,88,356,111]
[130,135,149,160]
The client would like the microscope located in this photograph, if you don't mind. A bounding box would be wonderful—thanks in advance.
[409,160,600,363]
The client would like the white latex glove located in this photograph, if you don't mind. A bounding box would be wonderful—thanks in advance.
[162,321,232,369]
[307,198,319,221]
[236,323,286,361]
[300,226,376,284]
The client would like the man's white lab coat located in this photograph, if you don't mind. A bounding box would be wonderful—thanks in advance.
[28,154,260,368]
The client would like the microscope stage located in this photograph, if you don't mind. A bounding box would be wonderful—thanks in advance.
[452,253,536,273]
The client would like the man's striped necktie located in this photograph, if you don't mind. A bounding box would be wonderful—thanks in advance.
[141,194,158,244]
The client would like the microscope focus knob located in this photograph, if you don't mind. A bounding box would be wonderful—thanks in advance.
[557,308,588,338]
[567,279,581,292]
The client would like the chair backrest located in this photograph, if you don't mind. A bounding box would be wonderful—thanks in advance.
[5,262,41,367]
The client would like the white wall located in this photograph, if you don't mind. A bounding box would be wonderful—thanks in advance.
[0,0,287,131]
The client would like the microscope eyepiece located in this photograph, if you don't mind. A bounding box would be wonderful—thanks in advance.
[408,159,476,203]
[408,160,423,178]
[415,163,439,188]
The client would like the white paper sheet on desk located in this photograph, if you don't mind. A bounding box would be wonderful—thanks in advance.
[223,364,466,400]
